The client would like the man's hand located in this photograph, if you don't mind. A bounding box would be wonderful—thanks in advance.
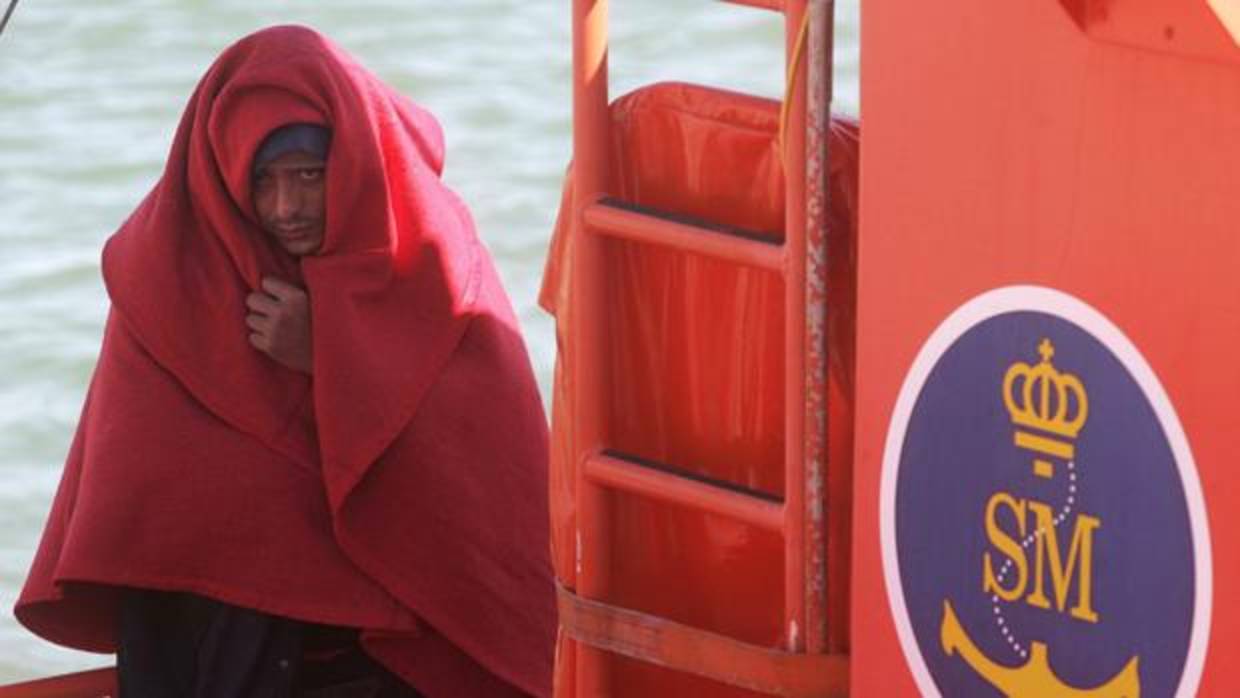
[245,277,313,374]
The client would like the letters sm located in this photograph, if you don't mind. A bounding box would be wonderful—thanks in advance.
[982,491,1100,624]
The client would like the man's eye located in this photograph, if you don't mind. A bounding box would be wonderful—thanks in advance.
[299,169,324,181]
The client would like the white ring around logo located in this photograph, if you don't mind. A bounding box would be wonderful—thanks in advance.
[878,285,1212,697]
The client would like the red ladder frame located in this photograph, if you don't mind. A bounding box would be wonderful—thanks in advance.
[561,1,847,695]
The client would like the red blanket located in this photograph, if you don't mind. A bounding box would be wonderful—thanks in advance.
[16,25,554,698]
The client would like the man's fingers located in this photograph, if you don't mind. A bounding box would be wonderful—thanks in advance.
[245,313,270,332]
[261,277,305,302]
[248,332,269,351]
[245,292,279,314]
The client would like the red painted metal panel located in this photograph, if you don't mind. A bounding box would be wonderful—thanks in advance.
[856,0,1239,694]
[1058,0,1240,63]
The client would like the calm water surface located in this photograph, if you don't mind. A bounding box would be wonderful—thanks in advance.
[0,0,858,680]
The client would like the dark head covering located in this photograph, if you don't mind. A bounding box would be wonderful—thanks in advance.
[252,123,331,172]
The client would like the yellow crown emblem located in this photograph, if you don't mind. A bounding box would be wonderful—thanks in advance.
[1003,339,1088,474]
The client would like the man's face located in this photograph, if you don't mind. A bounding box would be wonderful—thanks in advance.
[252,150,327,257]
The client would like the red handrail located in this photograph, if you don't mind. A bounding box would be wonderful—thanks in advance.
[0,668,116,698]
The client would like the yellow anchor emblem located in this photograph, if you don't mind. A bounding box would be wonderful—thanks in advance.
[940,600,1141,697]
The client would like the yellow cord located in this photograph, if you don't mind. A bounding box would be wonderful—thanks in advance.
[778,9,812,170]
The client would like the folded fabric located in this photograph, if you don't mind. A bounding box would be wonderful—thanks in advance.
[17,25,555,698]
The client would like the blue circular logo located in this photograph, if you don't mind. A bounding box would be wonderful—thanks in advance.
[881,287,1211,698]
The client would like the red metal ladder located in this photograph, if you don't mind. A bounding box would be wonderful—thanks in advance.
[559,1,848,696]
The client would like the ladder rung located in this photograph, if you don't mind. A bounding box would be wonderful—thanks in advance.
[558,585,849,698]
[584,452,785,532]
[720,0,785,11]
[584,201,784,272]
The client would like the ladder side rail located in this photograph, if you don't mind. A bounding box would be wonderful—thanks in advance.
[571,0,612,695]
[782,0,810,656]
[802,0,835,656]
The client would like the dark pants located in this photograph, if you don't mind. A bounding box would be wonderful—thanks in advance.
[118,590,422,698]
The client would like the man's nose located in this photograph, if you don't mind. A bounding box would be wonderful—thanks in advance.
[273,178,302,218]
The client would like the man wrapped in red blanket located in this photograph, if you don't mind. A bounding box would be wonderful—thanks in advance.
[15,25,555,698]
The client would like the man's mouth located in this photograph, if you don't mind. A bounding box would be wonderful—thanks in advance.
[275,225,314,241]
